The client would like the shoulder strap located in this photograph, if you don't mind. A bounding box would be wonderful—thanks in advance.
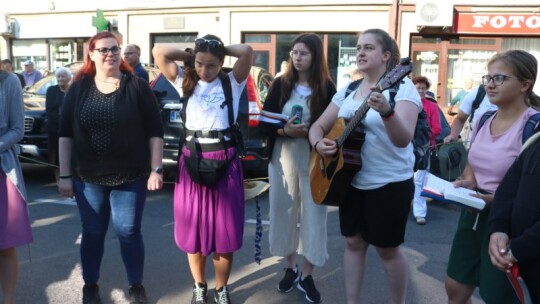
[218,72,235,127]
[476,111,540,144]
[476,110,496,133]
[181,72,234,126]
[469,85,486,123]
[345,79,362,98]
[522,112,540,143]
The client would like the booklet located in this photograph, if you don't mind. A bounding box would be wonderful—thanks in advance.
[421,173,486,211]
[259,110,289,127]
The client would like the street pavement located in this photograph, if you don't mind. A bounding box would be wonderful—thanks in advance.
[11,165,484,303]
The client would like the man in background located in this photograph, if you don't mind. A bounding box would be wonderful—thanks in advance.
[22,60,42,88]
[444,85,497,147]
[123,44,149,82]
[1,59,25,88]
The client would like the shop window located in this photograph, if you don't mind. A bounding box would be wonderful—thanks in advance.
[253,51,269,72]
[11,40,47,73]
[245,34,271,43]
[446,49,496,106]
[50,41,75,71]
[151,33,198,64]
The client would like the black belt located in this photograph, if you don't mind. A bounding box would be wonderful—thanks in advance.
[184,139,235,152]
[186,129,230,139]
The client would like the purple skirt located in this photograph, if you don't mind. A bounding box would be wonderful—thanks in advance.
[0,171,33,249]
[173,145,244,256]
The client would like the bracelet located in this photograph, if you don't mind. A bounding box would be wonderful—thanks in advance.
[314,140,321,152]
[380,108,395,120]
[282,128,290,137]
[59,175,72,179]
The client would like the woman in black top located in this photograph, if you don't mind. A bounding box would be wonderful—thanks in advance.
[58,32,163,304]
[45,67,72,182]
[489,132,540,302]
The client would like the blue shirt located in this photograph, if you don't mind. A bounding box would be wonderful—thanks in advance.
[22,70,42,87]
[133,62,149,83]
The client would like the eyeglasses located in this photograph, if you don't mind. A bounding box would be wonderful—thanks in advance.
[93,46,121,56]
[290,50,310,58]
[194,38,223,50]
[481,74,515,86]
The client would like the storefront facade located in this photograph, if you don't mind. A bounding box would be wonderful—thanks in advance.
[1,1,396,90]
[1,0,539,99]
[399,1,540,113]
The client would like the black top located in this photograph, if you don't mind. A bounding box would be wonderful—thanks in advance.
[15,73,25,88]
[59,73,163,177]
[45,85,66,133]
[489,137,540,296]
[259,77,336,160]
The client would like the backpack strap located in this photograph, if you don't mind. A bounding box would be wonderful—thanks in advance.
[522,112,540,143]
[181,71,234,127]
[477,111,540,145]
[469,85,486,123]
[345,79,362,98]
[218,72,235,128]
[476,110,496,134]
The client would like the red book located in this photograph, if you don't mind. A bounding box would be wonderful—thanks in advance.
[506,264,533,304]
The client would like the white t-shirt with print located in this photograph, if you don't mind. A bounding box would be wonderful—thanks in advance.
[332,77,422,190]
[168,69,247,130]
[281,84,312,125]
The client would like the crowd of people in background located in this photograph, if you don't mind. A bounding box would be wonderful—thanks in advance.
[1,28,540,304]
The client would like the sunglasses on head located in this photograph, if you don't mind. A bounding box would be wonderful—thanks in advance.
[93,46,121,56]
[194,38,223,50]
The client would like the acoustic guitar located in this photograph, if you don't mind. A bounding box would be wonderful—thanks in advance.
[310,58,413,206]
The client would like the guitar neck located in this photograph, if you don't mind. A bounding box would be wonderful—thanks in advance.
[336,90,376,147]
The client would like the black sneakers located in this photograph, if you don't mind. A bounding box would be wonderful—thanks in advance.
[277,267,299,293]
[82,284,102,304]
[192,282,208,304]
[214,286,232,304]
[297,275,321,303]
[128,285,148,304]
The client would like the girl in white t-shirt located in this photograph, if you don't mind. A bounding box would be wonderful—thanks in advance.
[309,28,421,303]
[153,34,252,304]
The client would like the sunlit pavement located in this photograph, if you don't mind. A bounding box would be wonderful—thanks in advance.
[12,165,484,303]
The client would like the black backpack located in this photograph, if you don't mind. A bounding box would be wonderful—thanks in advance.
[345,79,431,171]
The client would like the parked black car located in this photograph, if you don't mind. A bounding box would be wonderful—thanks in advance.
[17,63,160,164]
[150,66,274,178]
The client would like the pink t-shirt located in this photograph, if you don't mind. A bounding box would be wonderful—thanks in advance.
[468,107,538,193]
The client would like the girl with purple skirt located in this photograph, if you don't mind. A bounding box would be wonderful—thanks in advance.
[0,70,33,304]
[153,35,252,304]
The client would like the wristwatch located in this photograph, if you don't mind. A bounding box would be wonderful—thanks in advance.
[152,167,163,174]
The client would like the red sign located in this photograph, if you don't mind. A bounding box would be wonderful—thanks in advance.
[455,14,540,34]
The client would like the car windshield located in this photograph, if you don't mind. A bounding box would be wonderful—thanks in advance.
[25,75,57,95]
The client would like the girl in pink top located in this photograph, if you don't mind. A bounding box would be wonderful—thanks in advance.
[445,50,540,304]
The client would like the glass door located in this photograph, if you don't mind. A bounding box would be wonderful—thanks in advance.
[412,50,440,98]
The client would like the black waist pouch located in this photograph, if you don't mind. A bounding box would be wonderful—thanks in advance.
[183,135,234,187]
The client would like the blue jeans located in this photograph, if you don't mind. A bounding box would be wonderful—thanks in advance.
[73,178,147,286]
